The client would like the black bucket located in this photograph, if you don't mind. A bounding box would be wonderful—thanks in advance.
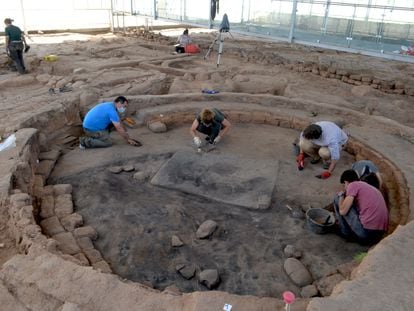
[306,208,335,234]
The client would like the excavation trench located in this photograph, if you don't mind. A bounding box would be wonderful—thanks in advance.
[38,103,407,299]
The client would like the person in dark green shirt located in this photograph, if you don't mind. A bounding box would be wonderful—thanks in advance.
[4,18,29,74]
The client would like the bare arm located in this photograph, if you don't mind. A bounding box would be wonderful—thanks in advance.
[113,121,138,145]
[338,195,354,216]
[219,119,231,137]
[190,119,200,137]
[327,159,337,174]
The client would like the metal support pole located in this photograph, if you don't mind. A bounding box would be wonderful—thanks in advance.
[321,0,331,35]
[19,0,28,35]
[288,0,298,43]
[153,0,157,20]
[217,32,223,67]
[208,0,213,29]
[110,0,114,32]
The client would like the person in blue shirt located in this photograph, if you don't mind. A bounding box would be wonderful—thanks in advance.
[79,96,141,149]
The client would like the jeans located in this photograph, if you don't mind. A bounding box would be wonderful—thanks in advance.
[196,122,222,142]
[8,42,25,74]
[333,195,384,245]
[80,128,112,148]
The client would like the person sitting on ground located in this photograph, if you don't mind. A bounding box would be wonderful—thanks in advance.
[333,169,389,245]
[175,28,192,53]
[4,18,29,74]
[190,108,231,147]
[351,160,382,189]
[296,121,348,179]
[79,96,141,149]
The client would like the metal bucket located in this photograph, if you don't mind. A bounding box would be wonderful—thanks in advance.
[306,208,335,234]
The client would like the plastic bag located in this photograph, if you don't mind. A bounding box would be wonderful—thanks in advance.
[0,134,16,152]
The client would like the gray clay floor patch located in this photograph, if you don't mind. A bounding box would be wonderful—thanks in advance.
[151,150,278,209]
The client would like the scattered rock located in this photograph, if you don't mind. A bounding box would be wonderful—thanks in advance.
[171,235,184,247]
[283,258,313,287]
[122,165,135,172]
[133,171,148,181]
[108,166,123,174]
[196,220,218,239]
[316,273,345,296]
[148,121,167,133]
[199,269,220,289]
[301,284,318,298]
[176,263,196,279]
[284,245,302,258]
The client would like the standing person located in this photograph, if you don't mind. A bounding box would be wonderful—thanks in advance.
[4,18,29,74]
[333,169,389,245]
[79,96,141,149]
[296,121,348,179]
[175,29,192,53]
[190,108,231,147]
[352,160,382,189]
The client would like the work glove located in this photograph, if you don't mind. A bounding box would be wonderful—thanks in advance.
[296,153,305,171]
[193,136,202,147]
[213,135,221,145]
[316,171,331,179]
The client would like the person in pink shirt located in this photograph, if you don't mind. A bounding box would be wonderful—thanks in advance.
[333,169,389,245]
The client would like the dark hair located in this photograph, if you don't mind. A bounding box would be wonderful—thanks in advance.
[114,96,128,105]
[183,29,189,35]
[303,124,322,140]
[340,169,359,184]
[360,172,380,189]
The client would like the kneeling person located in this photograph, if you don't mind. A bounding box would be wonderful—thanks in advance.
[80,96,141,149]
[334,169,389,245]
[190,108,231,147]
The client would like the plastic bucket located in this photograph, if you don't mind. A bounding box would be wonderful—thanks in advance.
[306,208,335,234]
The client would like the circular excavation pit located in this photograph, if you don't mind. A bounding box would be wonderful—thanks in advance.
[49,124,370,298]
[0,31,413,310]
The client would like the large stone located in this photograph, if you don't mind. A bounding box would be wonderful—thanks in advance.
[283,258,313,287]
[176,263,196,280]
[83,248,103,264]
[148,121,167,133]
[196,220,218,239]
[40,195,55,219]
[60,213,83,231]
[199,269,220,289]
[151,150,278,209]
[52,232,81,255]
[53,184,72,195]
[54,194,74,218]
[316,273,345,296]
[171,235,184,247]
[73,226,98,240]
[40,216,65,236]
[301,284,318,298]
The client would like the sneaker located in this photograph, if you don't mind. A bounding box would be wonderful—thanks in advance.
[79,143,86,150]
